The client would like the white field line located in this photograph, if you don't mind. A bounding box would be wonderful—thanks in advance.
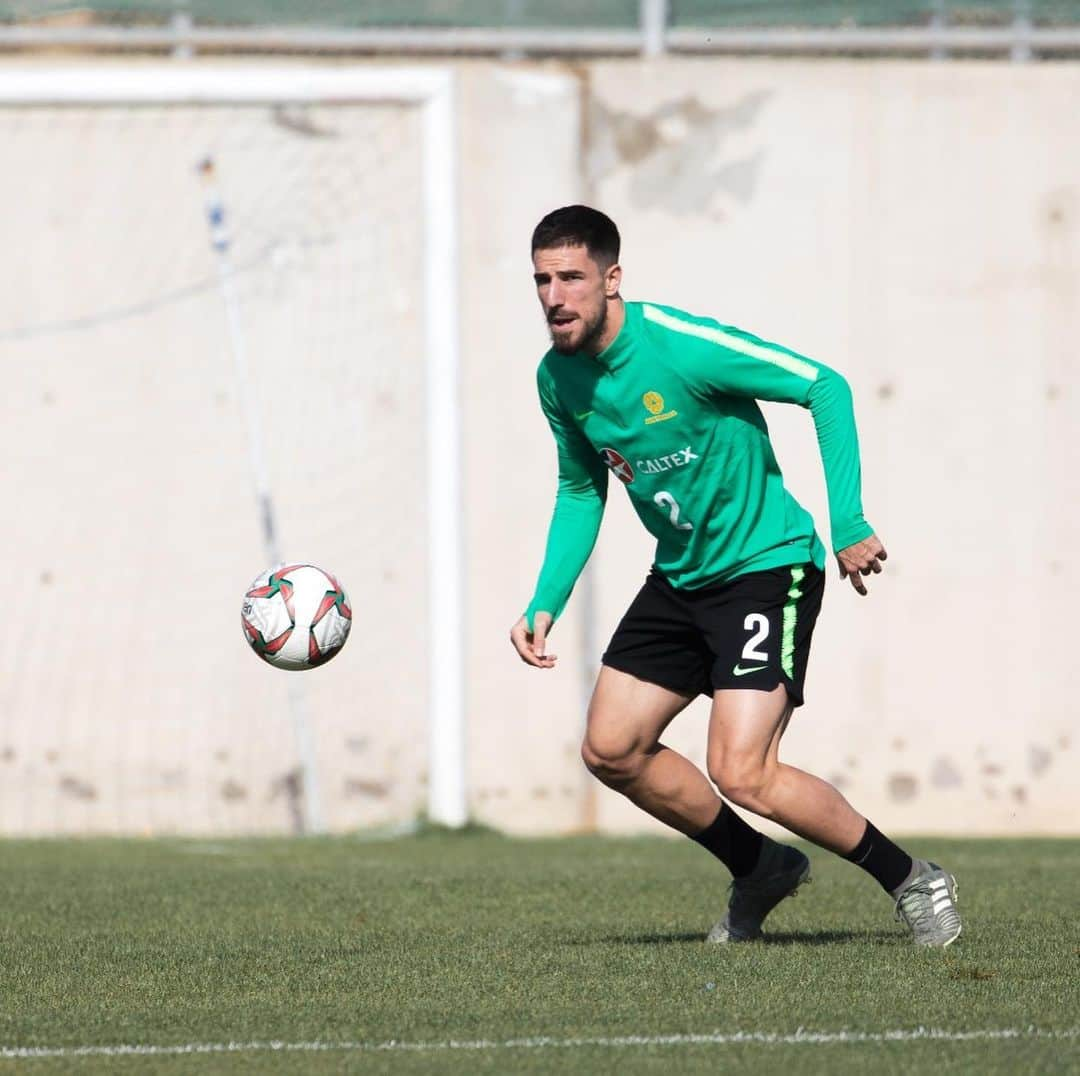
[2,1027,1077,1059]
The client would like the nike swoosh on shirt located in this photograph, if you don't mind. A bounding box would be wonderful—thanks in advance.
[574,410,594,421]
[732,664,768,677]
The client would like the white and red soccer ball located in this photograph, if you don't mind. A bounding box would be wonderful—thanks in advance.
[241,563,352,670]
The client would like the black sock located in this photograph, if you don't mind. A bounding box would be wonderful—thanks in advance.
[843,820,913,895]
[692,804,764,878]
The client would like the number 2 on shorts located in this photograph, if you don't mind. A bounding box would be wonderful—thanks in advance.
[742,613,770,662]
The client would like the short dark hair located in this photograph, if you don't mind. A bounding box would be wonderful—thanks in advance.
[531,205,620,268]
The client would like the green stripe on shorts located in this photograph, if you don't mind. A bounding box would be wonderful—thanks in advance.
[781,567,806,680]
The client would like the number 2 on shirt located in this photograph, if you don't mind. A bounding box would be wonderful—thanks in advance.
[653,491,693,532]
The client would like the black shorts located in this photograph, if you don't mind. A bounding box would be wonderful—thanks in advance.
[601,563,825,707]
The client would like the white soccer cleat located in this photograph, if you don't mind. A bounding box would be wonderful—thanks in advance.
[894,863,961,948]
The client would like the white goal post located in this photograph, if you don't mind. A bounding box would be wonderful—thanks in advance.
[0,64,466,831]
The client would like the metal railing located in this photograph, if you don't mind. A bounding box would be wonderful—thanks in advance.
[1,0,1078,59]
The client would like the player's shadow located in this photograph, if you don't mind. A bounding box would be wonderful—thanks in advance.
[760,928,899,946]
[579,928,898,946]
[592,932,704,945]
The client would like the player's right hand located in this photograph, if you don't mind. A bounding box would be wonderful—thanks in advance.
[510,613,557,669]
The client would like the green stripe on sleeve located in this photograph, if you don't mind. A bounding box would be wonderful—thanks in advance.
[642,304,820,382]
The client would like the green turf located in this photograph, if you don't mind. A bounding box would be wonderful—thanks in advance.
[0,834,1077,1074]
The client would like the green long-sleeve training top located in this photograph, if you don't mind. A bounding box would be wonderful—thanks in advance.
[524,300,874,629]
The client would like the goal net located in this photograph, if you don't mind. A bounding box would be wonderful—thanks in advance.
[0,66,463,836]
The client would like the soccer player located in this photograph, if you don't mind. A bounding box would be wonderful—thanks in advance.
[510,205,961,947]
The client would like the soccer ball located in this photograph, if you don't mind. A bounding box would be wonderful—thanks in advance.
[241,563,352,670]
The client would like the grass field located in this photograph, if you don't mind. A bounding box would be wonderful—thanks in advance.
[1,832,1077,1074]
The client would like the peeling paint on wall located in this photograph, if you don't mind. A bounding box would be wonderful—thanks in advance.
[888,774,918,802]
[58,776,97,801]
[588,91,771,217]
[344,778,391,799]
[220,779,247,803]
[930,757,963,789]
[1028,744,1053,776]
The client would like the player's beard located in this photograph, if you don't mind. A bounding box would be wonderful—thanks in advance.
[550,299,607,356]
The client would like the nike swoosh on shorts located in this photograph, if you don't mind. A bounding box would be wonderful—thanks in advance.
[732,664,767,676]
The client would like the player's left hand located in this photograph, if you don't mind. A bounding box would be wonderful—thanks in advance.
[836,535,887,596]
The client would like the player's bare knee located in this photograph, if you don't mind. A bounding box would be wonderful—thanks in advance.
[709,756,773,813]
[704,748,732,792]
[581,731,644,788]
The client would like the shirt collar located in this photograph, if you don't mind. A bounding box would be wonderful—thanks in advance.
[586,300,637,370]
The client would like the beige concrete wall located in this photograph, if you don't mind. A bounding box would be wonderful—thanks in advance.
[2,57,1077,835]
[457,64,592,833]
[0,60,589,835]
[556,59,1080,836]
